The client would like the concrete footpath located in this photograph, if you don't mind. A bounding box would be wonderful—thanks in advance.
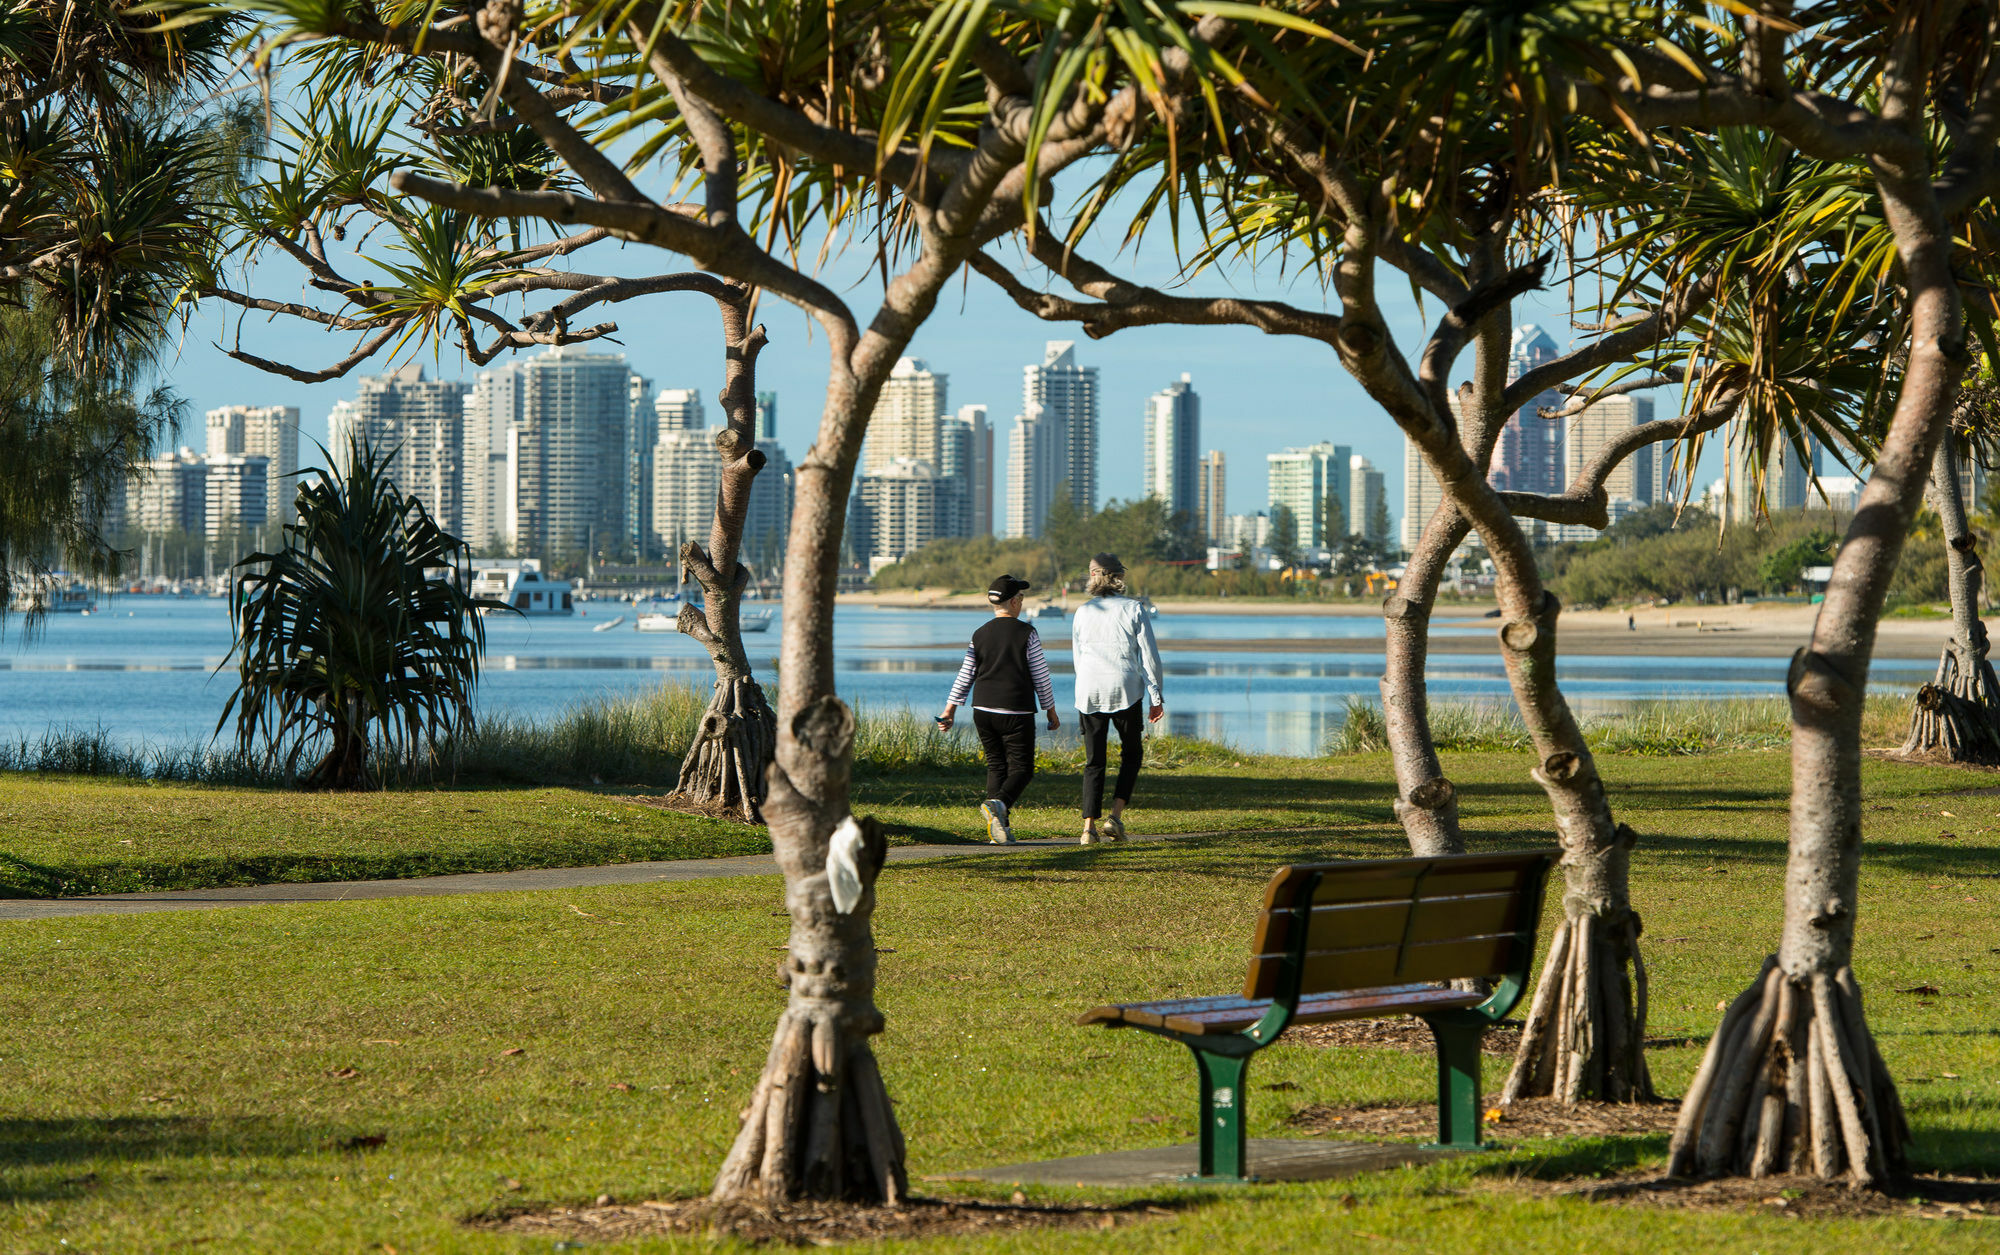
[0,829,1210,922]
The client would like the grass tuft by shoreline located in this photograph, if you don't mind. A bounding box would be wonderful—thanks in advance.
[1330,694,1913,757]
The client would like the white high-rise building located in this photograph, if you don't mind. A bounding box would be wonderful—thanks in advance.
[937,410,971,539]
[463,366,522,551]
[1267,441,1348,547]
[204,405,298,525]
[1143,374,1200,520]
[754,392,778,442]
[655,388,705,434]
[1221,511,1271,553]
[1401,431,1445,552]
[128,449,208,536]
[1492,324,1565,494]
[1198,451,1226,545]
[857,457,943,571]
[1402,386,1489,553]
[203,456,270,543]
[945,404,993,536]
[866,358,946,476]
[329,364,470,533]
[1005,403,1061,538]
[1564,395,1657,507]
[1023,340,1098,520]
[650,429,719,558]
[460,348,648,559]
[1349,454,1387,542]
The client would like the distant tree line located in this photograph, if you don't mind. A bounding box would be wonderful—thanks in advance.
[874,495,1210,594]
[1540,503,1953,607]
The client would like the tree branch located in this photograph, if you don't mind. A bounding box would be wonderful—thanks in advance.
[967,236,1343,344]
[220,324,401,383]
[387,171,859,351]
[1504,394,1741,529]
[1501,274,1717,413]
[201,286,383,331]
[1418,256,1549,420]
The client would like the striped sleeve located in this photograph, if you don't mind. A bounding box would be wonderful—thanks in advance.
[944,644,977,708]
[1026,629,1055,710]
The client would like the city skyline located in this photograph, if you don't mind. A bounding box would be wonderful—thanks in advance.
[161,323,1750,564]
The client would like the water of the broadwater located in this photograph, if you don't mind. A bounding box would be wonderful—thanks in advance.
[0,599,1933,757]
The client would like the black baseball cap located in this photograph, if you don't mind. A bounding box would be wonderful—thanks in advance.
[987,574,1032,603]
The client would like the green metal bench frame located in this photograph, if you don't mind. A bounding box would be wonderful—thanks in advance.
[1086,852,1554,1182]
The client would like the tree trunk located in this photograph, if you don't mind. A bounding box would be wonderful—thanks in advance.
[711,361,910,1199]
[1900,432,2000,763]
[309,699,370,790]
[1380,305,1509,859]
[1381,505,1472,856]
[1492,584,1652,1105]
[671,293,778,820]
[1328,239,1650,1104]
[1670,176,1965,1183]
[709,700,905,1201]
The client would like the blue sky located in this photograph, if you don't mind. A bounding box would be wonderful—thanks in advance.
[166,149,1716,533]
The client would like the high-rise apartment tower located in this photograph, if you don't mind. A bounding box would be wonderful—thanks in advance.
[1143,374,1200,520]
[204,405,299,525]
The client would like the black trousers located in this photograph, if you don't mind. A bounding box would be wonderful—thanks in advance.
[973,710,1037,807]
[1080,700,1144,819]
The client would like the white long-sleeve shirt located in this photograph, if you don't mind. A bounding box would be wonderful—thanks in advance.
[1071,595,1164,714]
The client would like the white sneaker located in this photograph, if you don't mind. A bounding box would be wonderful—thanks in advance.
[1103,815,1126,841]
[981,799,1014,844]
[1080,830,1099,845]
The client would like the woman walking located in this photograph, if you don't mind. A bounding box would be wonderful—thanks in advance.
[1071,553,1164,845]
[936,574,1060,843]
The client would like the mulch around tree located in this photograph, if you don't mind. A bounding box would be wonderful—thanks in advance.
[469,1195,1184,1245]
[1532,1172,2000,1221]
[1285,1016,1526,1056]
[624,792,762,824]
[1286,1096,1682,1142]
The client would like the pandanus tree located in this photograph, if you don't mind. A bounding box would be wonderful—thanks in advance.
[221,437,509,787]
[215,0,1312,1202]
[0,1,244,624]
[1522,1,2000,1184]
[664,281,779,820]
[200,66,782,812]
[970,4,1740,1104]
[1902,366,2000,762]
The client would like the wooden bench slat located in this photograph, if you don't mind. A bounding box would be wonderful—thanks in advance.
[1243,932,1521,999]
[1076,994,1259,1030]
[1258,852,1550,912]
[1249,890,1525,954]
[1304,867,1532,905]
[1079,984,1487,1036]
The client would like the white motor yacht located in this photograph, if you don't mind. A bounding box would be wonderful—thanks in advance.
[469,559,574,615]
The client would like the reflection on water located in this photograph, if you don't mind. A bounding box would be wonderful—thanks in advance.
[1,599,1932,757]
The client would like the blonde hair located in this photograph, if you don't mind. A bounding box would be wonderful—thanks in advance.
[1087,566,1127,598]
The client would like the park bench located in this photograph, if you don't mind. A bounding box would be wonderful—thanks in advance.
[1078,850,1556,1181]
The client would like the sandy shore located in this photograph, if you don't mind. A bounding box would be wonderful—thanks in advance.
[838,592,1956,661]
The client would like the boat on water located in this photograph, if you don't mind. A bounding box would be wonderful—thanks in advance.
[634,611,679,632]
[7,580,96,614]
[742,610,773,633]
[1033,602,1065,619]
[469,559,574,615]
[592,615,626,632]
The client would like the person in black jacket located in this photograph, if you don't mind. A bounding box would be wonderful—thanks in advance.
[935,574,1059,843]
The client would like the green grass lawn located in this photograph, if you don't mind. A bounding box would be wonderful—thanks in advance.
[0,779,776,897]
[0,740,1361,897]
[3,750,1997,1251]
